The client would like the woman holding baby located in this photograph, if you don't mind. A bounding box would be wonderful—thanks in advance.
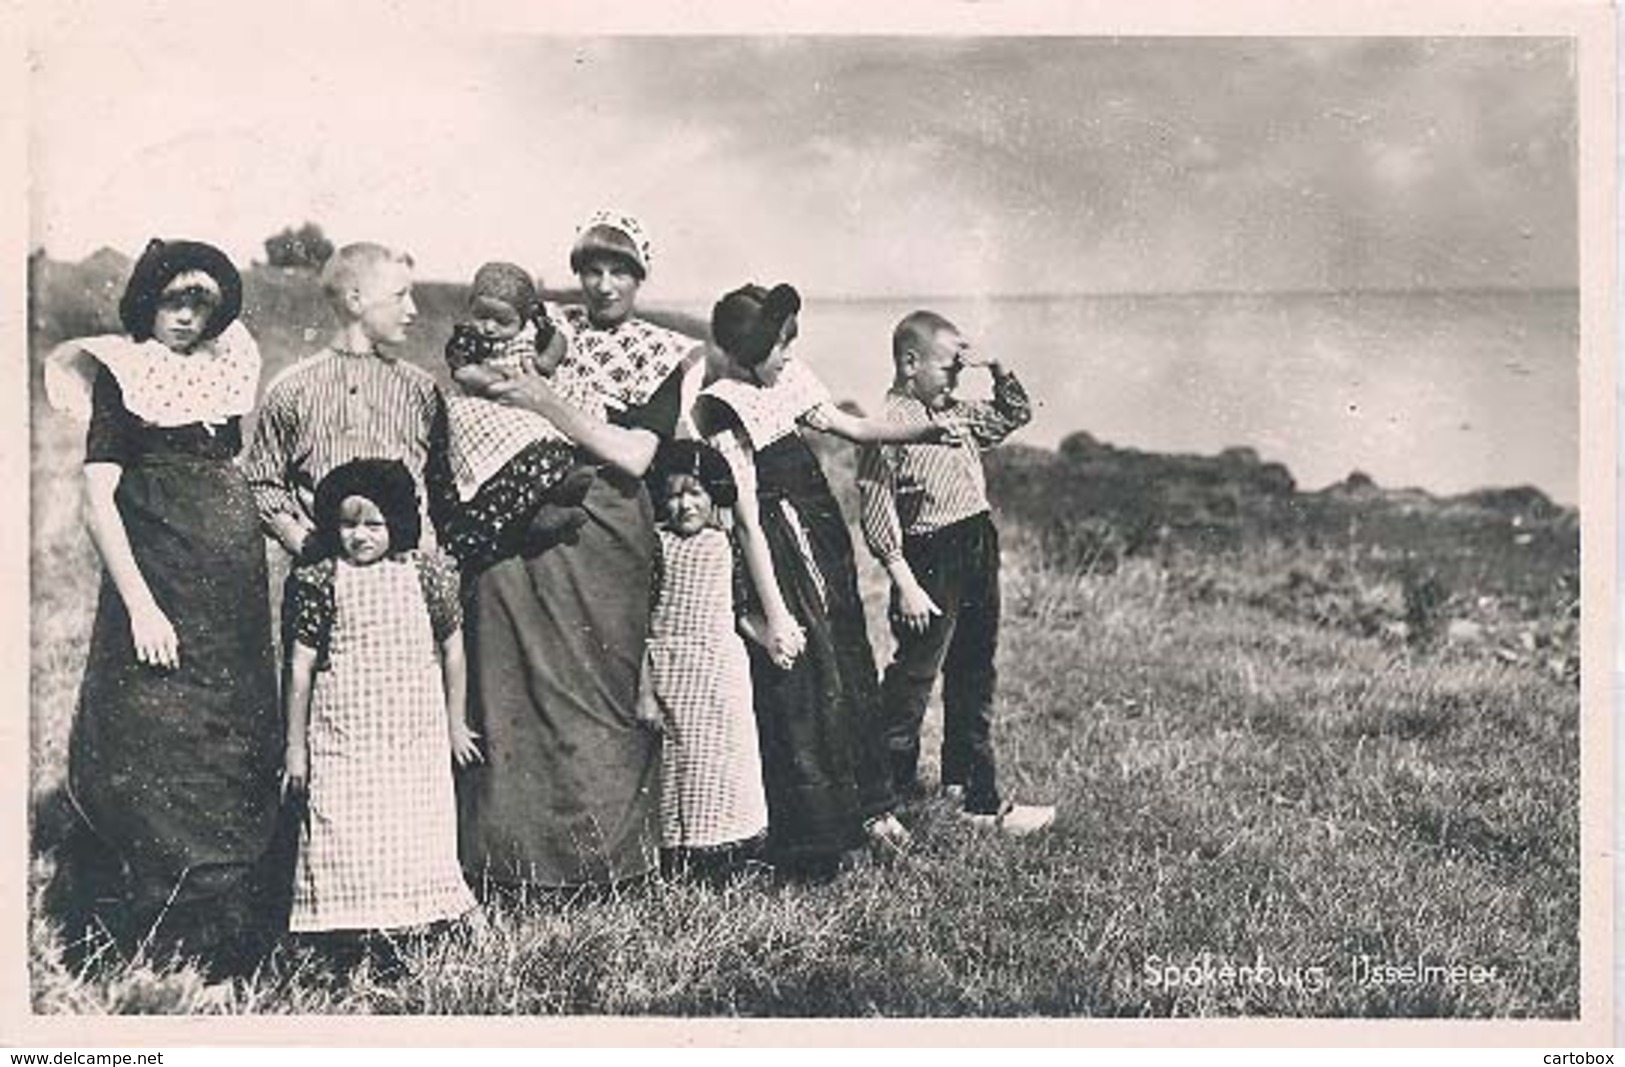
[452,212,706,892]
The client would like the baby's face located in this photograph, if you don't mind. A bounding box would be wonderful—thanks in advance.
[659,474,713,537]
[470,295,525,342]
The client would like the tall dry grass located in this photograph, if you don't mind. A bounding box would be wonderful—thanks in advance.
[30,527,1579,1016]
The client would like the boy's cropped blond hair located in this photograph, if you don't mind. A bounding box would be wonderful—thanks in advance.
[319,242,414,314]
[891,309,958,365]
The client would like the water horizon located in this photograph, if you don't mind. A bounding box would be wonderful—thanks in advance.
[664,288,1580,507]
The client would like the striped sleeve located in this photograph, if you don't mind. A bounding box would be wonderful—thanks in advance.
[241,354,447,535]
[960,368,1033,450]
[856,441,905,566]
[241,377,304,528]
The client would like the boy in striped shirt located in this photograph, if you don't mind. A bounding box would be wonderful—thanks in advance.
[857,310,1055,836]
[244,243,452,562]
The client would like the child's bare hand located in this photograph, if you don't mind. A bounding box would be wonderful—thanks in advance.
[892,582,942,634]
[282,745,309,800]
[448,721,484,767]
[764,612,806,670]
[955,342,1004,372]
[129,601,180,670]
[634,693,669,735]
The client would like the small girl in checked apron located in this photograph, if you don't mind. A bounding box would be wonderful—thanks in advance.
[642,440,770,883]
[281,459,481,943]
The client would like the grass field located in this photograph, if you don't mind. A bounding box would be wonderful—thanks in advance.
[26,260,1580,1017]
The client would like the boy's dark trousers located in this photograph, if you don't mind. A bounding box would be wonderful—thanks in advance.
[879,512,1003,815]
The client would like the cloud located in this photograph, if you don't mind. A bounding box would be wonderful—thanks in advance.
[30,33,1575,296]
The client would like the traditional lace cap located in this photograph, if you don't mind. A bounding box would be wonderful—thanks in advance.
[570,210,653,280]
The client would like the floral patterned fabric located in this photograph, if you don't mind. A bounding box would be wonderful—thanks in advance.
[289,550,463,660]
[553,305,698,413]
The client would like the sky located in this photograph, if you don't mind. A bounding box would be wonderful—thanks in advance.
[28,17,1577,301]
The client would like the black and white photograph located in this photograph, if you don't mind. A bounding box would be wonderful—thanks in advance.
[12,0,1615,1044]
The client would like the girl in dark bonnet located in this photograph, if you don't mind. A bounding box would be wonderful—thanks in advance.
[643,439,770,883]
[43,238,282,978]
[280,459,479,939]
[695,282,949,875]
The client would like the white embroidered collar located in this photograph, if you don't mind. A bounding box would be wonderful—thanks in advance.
[699,360,831,451]
[45,320,262,428]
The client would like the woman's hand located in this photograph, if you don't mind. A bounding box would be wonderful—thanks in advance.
[458,359,575,421]
[762,610,807,670]
[451,362,514,398]
[85,463,183,670]
[483,372,566,414]
[128,599,180,670]
[956,347,1005,376]
[467,363,659,477]
[448,720,484,768]
[282,742,309,799]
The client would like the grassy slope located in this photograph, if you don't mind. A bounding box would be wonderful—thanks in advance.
[30,543,1579,1017]
[27,261,1579,1017]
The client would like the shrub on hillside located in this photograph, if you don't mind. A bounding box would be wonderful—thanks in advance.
[29,250,129,341]
[264,223,334,272]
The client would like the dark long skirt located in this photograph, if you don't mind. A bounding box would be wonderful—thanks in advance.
[64,455,283,974]
[456,466,662,888]
[749,434,896,868]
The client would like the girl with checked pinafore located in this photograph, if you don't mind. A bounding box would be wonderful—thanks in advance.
[642,440,771,881]
[281,458,481,936]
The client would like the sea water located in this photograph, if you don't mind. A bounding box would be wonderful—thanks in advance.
[690,290,1578,505]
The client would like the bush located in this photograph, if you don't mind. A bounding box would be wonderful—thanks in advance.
[264,223,334,272]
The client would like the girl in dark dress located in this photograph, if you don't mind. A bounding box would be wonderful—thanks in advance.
[43,239,283,977]
[695,283,947,874]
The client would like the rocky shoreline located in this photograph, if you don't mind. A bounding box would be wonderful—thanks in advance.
[984,433,1579,681]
